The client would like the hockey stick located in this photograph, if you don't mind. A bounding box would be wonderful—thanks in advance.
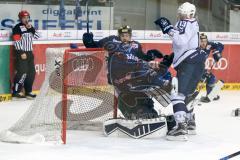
[186,61,217,110]
[75,0,82,24]
[220,150,240,160]
[198,60,216,92]
[85,0,90,33]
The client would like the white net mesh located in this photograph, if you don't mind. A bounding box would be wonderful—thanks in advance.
[0,47,115,144]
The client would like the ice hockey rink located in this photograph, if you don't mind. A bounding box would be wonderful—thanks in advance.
[1,0,240,159]
[0,91,239,160]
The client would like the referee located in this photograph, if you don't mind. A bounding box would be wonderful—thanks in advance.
[12,10,40,100]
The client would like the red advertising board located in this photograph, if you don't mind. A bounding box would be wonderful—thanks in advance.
[8,42,240,91]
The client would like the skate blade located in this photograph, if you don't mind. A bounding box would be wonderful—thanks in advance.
[12,97,27,101]
[26,96,35,100]
[166,135,188,141]
[188,130,197,135]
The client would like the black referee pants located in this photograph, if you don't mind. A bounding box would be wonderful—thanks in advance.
[13,51,36,94]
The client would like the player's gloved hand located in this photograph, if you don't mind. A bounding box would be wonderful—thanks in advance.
[213,50,222,62]
[26,24,36,34]
[204,72,212,79]
[157,63,168,76]
[146,49,164,60]
[82,32,94,47]
[154,17,173,34]
[159,53,174,68]
[201,71,212,82]
[83,32,93,42]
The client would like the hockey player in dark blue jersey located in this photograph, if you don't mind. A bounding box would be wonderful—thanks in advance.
[83,25,171,120]
[199,33,224,103]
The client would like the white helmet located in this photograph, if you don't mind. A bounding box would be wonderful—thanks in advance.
[177,2,196,18]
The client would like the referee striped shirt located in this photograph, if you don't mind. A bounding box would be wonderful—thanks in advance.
[12,23,40,52]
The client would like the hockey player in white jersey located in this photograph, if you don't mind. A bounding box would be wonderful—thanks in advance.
[155,2,206,141]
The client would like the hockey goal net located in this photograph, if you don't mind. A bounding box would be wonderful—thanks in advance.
[0,47,117,144]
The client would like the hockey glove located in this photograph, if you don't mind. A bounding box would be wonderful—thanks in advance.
[212,50,222,62]
[154,17,173,34]
[146,49,164,60]
[160,53,174,68]
[82,32,97,48]
[204,72,213,79]
[201,71,213,82]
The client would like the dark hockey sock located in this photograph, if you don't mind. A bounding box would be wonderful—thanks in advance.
[173,103,188,123]
[206,85,214,95]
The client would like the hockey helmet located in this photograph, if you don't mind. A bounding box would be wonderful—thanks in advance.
[118,25,132,36]
[18,10,30,19]
[177,2,196,18]
[200,33,208,40]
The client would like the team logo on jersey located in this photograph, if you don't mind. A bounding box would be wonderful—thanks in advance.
[126,54,139,61]
[20,25,27,32]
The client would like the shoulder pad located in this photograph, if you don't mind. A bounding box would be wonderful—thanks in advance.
[109,35,121,43]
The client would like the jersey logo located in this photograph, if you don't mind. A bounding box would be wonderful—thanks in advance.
[126,53,139,61]
[20,25,27,32]
[177,21,187,34]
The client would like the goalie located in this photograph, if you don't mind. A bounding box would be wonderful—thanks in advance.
[82,26,173,138]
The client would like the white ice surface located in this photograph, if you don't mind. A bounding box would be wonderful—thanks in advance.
[0,91,240,160]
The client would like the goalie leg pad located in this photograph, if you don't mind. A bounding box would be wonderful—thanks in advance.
[103,117,167,139]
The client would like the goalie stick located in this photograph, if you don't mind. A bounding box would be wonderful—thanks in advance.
[85,0,90,33]
[129,85,171,108]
